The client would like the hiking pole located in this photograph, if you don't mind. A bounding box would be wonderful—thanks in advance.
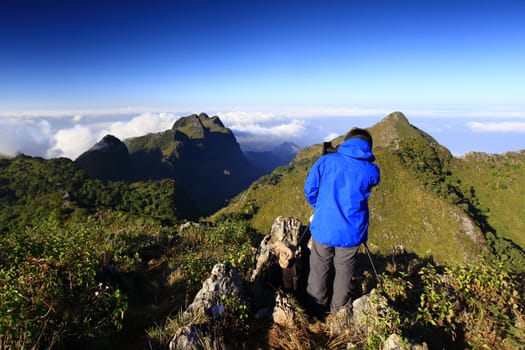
[297,214,313,246]
[298,222,310,246]
[363,242,381,284]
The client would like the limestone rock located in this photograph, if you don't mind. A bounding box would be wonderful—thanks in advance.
[326,304,353,336]
[269,215,302,245]
[177,221,201,236]
[383,334,405,350]
[251,216,304,282]
[272,290,307,327]
[169,325,203,350]
[169,263,244,350]
[352,289,389,332]
[185,263,243,317]
[382,334,429,350]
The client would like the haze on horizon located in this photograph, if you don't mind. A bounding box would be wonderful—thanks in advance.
[1,0,524,159]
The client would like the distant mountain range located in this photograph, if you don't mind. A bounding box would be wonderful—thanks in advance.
[75,113,298,216]
[244,142,300,175]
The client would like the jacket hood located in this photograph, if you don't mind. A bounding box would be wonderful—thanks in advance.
[338,138,375,161]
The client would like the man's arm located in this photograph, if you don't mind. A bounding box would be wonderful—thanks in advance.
[370,163,380,187]
[304,162,321,207]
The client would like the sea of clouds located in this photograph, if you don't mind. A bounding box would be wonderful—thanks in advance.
[1,108,524,160]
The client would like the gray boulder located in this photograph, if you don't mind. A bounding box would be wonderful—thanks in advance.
[250,216,304,282]
[169,263,243,350]
[352,288,389,332]
[169,325,202,350]
[185,263,243,317]
[383,334,405,350]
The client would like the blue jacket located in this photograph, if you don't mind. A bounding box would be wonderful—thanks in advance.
[304,138,380,247]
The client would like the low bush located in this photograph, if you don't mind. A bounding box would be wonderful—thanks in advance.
[0,217,128,348]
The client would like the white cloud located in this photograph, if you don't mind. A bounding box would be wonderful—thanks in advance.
[230,119,305,137]
[215,111,309,151]
[0,112,180,160]
[324,132,340,141]
[217,111,279,124]
[224,115,307,151]
[48,125,99,159]
[48,112,178,159]
[466,121,525,132]
[0,118,54,157]
[215,110,308,146]
[101,112,176,140]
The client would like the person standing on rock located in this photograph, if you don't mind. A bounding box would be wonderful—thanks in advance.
[304,127,380,316]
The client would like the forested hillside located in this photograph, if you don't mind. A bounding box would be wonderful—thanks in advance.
[75,113,262,216]
[0,155,196,233]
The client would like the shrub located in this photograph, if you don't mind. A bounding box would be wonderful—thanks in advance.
[417,262,524,348]
[0,217,128,348]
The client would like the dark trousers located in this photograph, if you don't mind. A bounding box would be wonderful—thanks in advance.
[307,238,359,312]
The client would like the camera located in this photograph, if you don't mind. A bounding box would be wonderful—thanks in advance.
[322,142,337,155]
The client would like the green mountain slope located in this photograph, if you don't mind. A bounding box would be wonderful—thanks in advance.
[452,151,525,248]
[0,155,195,233]
[214,112,525,270]
[123,113,261,215]
[74,113,263,217]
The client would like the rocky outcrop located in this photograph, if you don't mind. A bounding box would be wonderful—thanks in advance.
[169,217,431,350]
[351,288,389,332]
[251,216,304,282]
[185,263,243,317]
[169,325,202,350]
[250,216,307,300]
[169,263,244,350]
[272,290,308,327]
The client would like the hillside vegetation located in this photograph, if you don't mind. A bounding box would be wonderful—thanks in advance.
[452,151,525,248]
[75,113,262,216]
[215,112,525,271]
[0,111,524,349]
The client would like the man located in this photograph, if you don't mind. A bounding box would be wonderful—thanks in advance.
[304,127,380,315]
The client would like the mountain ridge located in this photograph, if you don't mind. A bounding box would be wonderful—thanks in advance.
[75,113,263,216]
[213,111,525,270]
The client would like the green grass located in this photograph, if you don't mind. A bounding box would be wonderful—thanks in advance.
[453,151,525,249]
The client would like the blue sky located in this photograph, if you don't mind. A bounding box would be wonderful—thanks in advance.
[1,0,524,158]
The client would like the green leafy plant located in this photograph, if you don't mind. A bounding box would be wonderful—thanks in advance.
[417,262,524,347]
[0,217,128,348]
[417,265,460,337]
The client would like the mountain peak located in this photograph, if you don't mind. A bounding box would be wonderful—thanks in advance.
[83,134,128,153]
[172,114,206,138]
[75,134,130,181]
[369,111,441,150]
[172,113,229,138]
[383,111,410,125]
